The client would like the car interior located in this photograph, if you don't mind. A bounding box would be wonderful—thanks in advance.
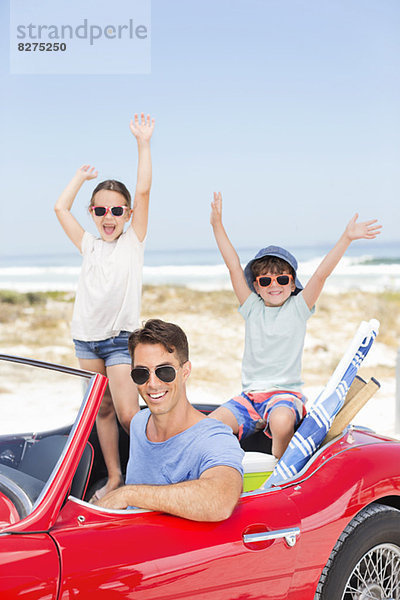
[0,373,380,521]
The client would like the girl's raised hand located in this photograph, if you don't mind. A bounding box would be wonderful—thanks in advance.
[345,213,382,241]
[77,165,98,181]
[210,192,223,226]
[129,113,155,142]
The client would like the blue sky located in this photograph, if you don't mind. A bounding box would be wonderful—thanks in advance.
[1,0,399,257]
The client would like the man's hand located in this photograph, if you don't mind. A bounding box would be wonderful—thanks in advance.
[92,466,242,522]
[344,213,382,241]
[129,113,155,143]
[93,486,129,510]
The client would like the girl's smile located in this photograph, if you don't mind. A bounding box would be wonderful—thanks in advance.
[91,189,131,242]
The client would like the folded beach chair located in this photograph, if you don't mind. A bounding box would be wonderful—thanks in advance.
[322,375,380,445]
[265,319,380,487]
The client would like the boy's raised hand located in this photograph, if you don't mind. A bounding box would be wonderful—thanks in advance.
[210,192,223,226]
[77,164,98,181]
[303,212,382,309]
[345,213,382,241]
[129,112,155,143]
[210,191,250,305]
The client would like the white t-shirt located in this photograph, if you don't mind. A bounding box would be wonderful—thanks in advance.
[71,227,145,341]
[239,291,314,393]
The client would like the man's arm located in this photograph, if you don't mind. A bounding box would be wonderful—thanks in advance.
[129,113,155,242]
[211,192,251,305]
[54,165,98,251]
[94,465,243,522]
[302,213,382,309]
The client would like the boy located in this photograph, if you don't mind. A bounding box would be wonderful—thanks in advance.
[209,192,381,458]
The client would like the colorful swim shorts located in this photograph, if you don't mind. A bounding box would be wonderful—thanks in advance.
[222,390,307,440]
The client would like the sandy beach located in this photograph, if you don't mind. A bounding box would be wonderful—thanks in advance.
[1,286,399,437]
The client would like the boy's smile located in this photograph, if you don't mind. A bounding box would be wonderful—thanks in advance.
[254,271,295,307]
[91,189,131,242]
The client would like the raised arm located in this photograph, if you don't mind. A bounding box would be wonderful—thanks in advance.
[302,213,382,309]
[129,113,155,242]
[54,165,98,251]
[94,465,242,521]
[211,192,251,305]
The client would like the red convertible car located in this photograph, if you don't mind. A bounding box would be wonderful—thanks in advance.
[0,353,399,599]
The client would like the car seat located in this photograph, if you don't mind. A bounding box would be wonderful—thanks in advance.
[18,434,93,499]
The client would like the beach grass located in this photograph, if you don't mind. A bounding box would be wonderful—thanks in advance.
[0,286,398,397]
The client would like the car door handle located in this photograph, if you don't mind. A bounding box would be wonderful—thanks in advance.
[243,527,300,548]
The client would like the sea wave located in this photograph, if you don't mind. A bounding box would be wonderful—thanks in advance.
[0,266,80,277]
[0,258,399,294]
[357,257,400,266]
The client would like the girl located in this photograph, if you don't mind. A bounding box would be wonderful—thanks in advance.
[55,112,155,501]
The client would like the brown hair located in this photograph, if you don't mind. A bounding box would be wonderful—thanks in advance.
[128,319,189,365]
[90,180,132,208]
[251,256,295,279]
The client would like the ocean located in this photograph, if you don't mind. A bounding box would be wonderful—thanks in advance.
[0,242,399,294]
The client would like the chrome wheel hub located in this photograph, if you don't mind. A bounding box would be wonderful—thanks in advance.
[343,544,400,599]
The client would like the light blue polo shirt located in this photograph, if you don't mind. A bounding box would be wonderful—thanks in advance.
[239,291,314,393]
[126,409,244,485]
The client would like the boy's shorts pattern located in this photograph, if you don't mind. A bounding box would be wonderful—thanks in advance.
[73,331,131,367]
[222,390,307,440]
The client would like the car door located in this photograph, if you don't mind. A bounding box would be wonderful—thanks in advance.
[0,533,60,599]
[51,487,301,600]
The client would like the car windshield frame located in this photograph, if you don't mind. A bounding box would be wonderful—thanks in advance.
[0,354,102,530]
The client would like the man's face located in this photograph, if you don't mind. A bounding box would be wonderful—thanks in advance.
[132,343,191,417]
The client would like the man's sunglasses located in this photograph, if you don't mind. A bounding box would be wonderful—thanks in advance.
[91,206,129,217]
[131,365,177,385]
[255,274,293,288]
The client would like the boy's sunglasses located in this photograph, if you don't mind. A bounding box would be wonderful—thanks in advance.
[91,206,129,217]
[255,274,293,288]
[131,365,177,385]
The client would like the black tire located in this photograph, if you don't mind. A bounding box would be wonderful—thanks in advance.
[314,503,400,600]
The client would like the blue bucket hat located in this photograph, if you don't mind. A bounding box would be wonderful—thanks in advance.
[244,245,303,294]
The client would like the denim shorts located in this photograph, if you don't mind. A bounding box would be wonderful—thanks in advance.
[73,331,132,367]
[222,390,307,440]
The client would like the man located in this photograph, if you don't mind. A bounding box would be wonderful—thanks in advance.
[95,319,244,521]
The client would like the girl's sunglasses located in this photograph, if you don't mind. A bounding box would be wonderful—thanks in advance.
[131,365,177,385]
[255,274,293,288]
[91,206,129,217]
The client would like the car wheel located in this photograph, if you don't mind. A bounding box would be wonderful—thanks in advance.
[314,503,400,600]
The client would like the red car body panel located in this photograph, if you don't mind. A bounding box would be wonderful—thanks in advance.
[1,356,400,599]
[52,491,300,599]
[0,534,59,599]
[0,492,19,527]
[285,431,400,598]
[48,429,400,600]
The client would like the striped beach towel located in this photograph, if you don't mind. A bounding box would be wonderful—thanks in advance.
[265,319,380,487]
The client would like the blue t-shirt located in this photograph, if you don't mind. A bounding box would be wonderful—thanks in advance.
[239,291,314,393]
[126,409,244,485]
